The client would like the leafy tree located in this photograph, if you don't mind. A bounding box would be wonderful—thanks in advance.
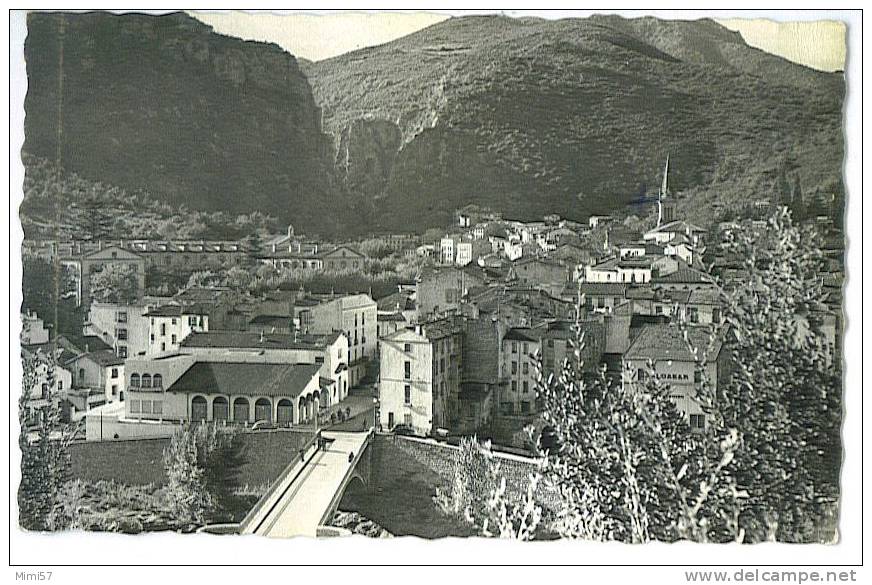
[18,350,78,531]
[89,263,139,304]
[717,207,840,542]
[533,309,741,543]
[162,427,213,527]
[162,424,244,528]
[21,258,82,340]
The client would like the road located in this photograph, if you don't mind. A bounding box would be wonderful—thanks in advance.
[254,431,370,538]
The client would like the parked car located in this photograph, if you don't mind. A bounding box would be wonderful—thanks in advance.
[392,423,415,436]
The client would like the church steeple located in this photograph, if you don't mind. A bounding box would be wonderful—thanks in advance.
[657,155,671,227]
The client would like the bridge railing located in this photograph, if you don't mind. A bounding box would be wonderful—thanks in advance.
[317,429,374,527]
[238,430,322,535]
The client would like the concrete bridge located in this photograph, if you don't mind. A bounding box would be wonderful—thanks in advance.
[233,429,373,538]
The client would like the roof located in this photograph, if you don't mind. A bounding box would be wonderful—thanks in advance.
[248,314,292,326]
[181,330,342,350]
[376,291,415,312]
[77,349,125,367]
[660,289,692,304]
[21,341,80,365]
[143,304,202,318]
[503,328,538,343]
[125,240,248,254]
[377,312,407,322]
[653,263,713,285]
[687,288,720,305]
[580,283,627,296]
[625,286,655,300]
[624,324,724,362]
[167,362,321,398]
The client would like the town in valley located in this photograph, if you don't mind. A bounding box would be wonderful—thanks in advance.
[17,11,846,544]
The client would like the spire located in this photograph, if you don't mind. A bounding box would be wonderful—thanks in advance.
[657,154,670,227]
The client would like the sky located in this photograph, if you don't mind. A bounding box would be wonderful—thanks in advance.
[190,10,846,72]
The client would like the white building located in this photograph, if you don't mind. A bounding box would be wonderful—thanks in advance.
[179,330,350,405]
[378,320,461,435]
[455,241,473,267]
[21,311,50,345]
[86,302,154,358]
[145,304,209,355]
[440,236,456,264]
[309,294,377,388]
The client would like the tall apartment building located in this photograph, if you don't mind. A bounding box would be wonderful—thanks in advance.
[308,294,377,387]
[86,302,153,358]
[378,319,463,435]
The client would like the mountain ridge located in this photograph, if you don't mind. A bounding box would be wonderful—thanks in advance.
[22,12,844,236]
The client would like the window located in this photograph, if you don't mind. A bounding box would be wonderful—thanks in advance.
[511,381,517,392]
[315,356,325,364]
[522,362,529,375]
[160,323,166,336]
[689,414,705,430]
[522,381,529,394]
[130,374,140,387]
[404,413,413,426]
[511,342,518,354]
[655,305,663,315]
[523,342,529,354]
[112,385,118,396]
[111,368,118,379]
[116,311,128,323]
[129,400,141,414]
[141,374,152,388]
[404,385,412,405]
[116,328,128,341]
[404,361,411,380]
[694,370,702,384]
[404,343,412,353]
[712,308,721,323]
[511,361,517,375]
[689,308,699,324]
[118,346,128,358]
[637,368,646,381]
[521,401,530,414]
[153,401,163,415]
[153,374,162,388]
[171,318,177,326]
[171,334,177,344]
[57,380,63,391]
[161,343,165,352]
[547,339,554,348]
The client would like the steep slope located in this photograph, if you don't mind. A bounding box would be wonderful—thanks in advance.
[307,14,844,230]
[24,12,339,234]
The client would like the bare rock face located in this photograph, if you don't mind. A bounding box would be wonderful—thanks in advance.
[24,11,335,233]
[334,119,402,201]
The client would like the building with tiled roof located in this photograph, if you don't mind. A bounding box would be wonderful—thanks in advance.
[129,361,323,426]
[622,323,729,431]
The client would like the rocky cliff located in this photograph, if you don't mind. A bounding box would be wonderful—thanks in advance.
[24,12,339,234]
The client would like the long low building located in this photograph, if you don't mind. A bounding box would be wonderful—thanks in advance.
[126,361,323,426]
